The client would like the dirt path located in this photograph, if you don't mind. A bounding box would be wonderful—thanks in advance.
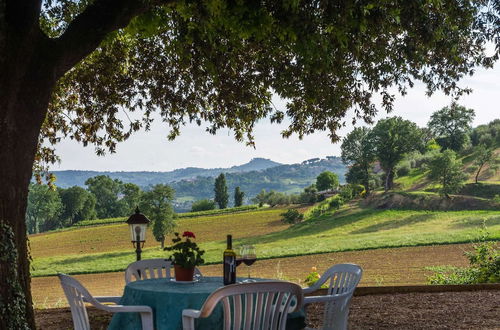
[35,290,500,329]
[32,243,472,307]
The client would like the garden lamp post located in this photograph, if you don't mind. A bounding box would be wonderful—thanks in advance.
[126,207,150,261]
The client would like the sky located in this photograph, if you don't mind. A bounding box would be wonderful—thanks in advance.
[51,63,500,172]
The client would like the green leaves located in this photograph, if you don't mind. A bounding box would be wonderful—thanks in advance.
[39,0,498,166]
[164,232,205,268]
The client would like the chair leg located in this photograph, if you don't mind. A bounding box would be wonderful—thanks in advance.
[182,315,195,330]
[140,312,154,330]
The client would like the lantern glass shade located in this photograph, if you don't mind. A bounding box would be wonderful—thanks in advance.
[129,223,147,242]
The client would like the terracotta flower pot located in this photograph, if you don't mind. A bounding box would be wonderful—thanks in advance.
[174,265,195,281]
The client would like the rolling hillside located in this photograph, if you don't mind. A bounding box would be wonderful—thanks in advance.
[50,157,282,188]
[30,201,500,277]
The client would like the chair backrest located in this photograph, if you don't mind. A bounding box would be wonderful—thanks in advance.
[198,281,303,330]
[306,263,362,296]
[306,264,362,330]
[58,274,104,330]
[125,259,202,283]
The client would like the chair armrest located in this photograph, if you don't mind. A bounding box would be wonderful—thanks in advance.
[302,287,316,295]
[304,292,350,306]
[182,309,201,330]
[182,309,201,319]
[93,296,122,304]
[100,304,153,314]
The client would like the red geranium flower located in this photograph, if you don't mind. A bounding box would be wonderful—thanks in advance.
[182,231,196,239]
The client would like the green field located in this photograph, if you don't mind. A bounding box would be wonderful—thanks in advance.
[31,202,500,277]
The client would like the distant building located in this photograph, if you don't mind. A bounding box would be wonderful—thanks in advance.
[317,188,340,198]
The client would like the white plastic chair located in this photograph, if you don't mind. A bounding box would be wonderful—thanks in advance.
[302,264,363,330]
[58,273,153,330]
[125,258,203,283]
[182,281,303,330]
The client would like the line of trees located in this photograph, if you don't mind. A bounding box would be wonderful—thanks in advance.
[25,176,177,238]
[193,173,246,211]
[340,104,500,197]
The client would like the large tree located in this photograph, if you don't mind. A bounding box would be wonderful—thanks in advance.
[428,102,476,152]
[341,127,376,193]
[428,149,468,198]
[214,173,229,209]
[58,186,95,226]
[139,184,175,248]
[0,1,498,327]
[370,117,423,191]
[25,184,63,234]
[85,175,125,218]
[316,171,339,191]
[234,186,245,207]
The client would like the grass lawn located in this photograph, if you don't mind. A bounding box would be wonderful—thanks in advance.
[30,208,288,259]
[31,203,500,277]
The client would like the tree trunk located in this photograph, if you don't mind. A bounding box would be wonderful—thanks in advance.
[363,163,370,195]
[0,42,57,330]
[0,1,153,327]
[161,237,165,249]
[475,163,484,184]
[384,167,394,192]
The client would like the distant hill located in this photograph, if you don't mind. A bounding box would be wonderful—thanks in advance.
[51,156,347,211]
[170,157,346,210]
[51,157,282,188]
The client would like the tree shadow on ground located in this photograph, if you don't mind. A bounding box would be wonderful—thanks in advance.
[237,207,379,245]
[50,250,135,266]
[350,214,435,234]
[451,215,500,229]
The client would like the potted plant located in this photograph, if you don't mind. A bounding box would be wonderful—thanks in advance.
[164,231,205,281]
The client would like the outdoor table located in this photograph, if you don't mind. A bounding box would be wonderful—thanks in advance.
[108,276,306,330]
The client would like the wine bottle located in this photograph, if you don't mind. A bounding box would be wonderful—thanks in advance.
[223,234,236,285]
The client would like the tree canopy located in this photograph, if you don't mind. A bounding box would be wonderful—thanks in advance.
[370,117,423,191]
[139,184,175,248]
[37,0,499,167]
[428,149,467,197]
[428,102,476,152]
[316,171,339,191]
[341,127,376,193]
[214,173,229,209]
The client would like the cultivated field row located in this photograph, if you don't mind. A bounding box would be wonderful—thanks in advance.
[32,243,471,308]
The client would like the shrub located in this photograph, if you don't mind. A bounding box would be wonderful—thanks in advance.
[191,199,216,212]
[280,209,304,224]
[328,196,344,210]
[339,185,353,200]
[351,184,365,197]
[493,195,500,204]
[396,162,411,177]
[427,225,499,284]
[304,267,327,288]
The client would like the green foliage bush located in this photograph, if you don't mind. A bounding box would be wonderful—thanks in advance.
[328,196,344,210]
[396,162,411,177]
[191,199,216,212]
[74,205,261,227]
[280,209,304,224]
[177,205,261,218]
[493,195,500,203]
[428,226,499,285]
[304,267,321,287]
[339,185,353,200]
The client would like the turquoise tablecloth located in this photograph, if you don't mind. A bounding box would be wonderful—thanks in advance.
[108,277,305,330]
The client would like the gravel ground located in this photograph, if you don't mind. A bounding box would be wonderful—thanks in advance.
[35,290,499,329]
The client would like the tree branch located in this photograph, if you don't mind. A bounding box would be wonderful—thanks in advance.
[54,0,161,77]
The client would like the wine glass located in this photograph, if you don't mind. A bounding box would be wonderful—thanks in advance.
[235,247,243,267]
[242,245,256,280]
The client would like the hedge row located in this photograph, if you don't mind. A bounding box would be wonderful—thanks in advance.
[73,204,262,227]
